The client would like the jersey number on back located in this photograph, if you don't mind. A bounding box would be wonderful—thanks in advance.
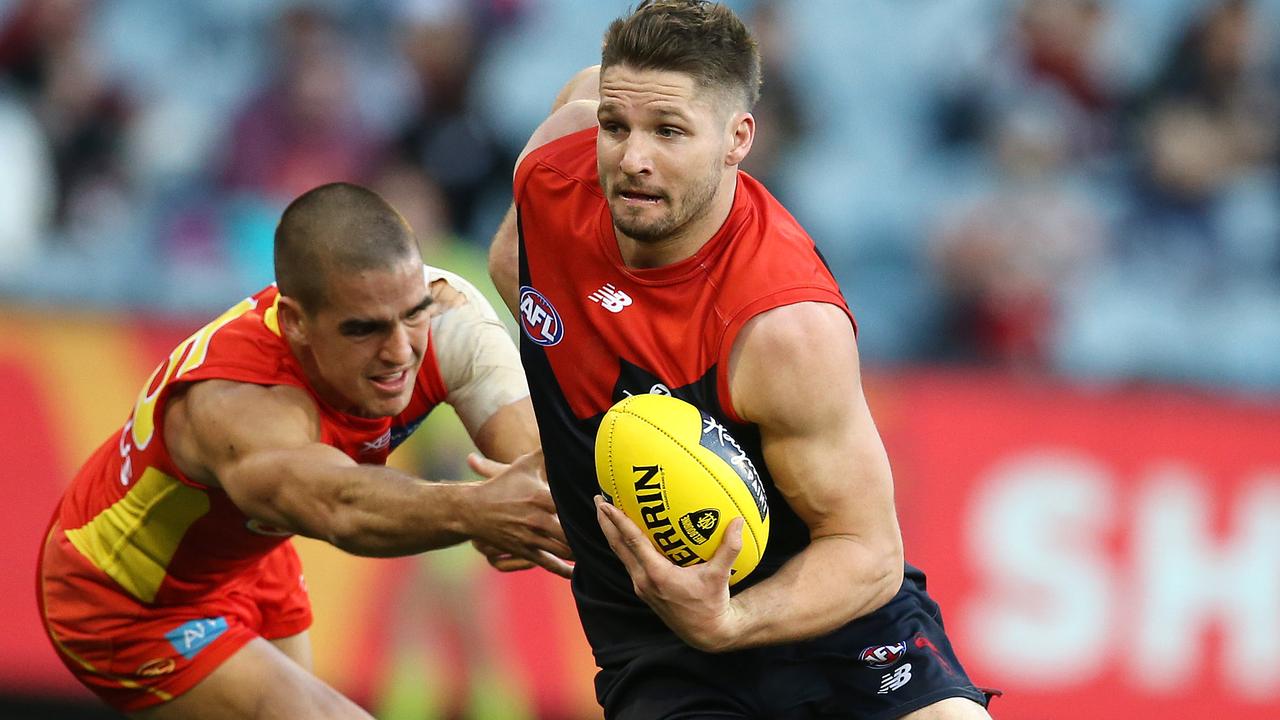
[128,297,258,452]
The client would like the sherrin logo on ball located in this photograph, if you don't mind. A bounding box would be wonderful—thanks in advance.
[595,393,770,585]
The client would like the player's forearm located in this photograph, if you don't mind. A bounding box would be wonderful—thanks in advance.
[715,534,904,652]
[270,463,482,557]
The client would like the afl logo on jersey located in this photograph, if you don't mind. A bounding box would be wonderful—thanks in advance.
[519,285,564,346]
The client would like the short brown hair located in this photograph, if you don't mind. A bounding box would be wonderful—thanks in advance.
[274,183,419,313]
[601,0,761,109]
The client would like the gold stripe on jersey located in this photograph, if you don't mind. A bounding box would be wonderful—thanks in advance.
[130,296,257,451]
[64,467,210,603]
[263,293,283,336]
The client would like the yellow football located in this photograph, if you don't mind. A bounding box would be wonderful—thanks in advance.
[595,393,770,586]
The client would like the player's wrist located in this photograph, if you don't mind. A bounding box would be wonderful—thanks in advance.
[433,480,484,540]
[679,600,746,653]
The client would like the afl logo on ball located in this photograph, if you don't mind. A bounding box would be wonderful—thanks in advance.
[860,641,907,669]
[519,286,564,346]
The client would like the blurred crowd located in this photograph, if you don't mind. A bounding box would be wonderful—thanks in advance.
[0,0,1278,392]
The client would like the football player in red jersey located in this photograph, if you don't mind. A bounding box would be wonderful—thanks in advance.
[490,2,996,718]
[39,182,571,719]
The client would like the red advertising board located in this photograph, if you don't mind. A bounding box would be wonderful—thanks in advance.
[879,371,1280,720]
[2,307,1278,719]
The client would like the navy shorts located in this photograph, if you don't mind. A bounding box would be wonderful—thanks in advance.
[596,573,994,720]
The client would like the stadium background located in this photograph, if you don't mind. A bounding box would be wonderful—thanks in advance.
[2,0,1278,718]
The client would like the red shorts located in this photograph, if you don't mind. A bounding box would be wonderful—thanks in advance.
[37,519,313,712]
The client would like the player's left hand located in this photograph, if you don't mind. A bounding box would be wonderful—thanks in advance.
[595,495,743,652]
[465,451,575,579]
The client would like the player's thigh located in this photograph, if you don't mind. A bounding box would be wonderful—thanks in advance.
[899,696,993,720]
[128,637,371,720]
[269,629,314,671]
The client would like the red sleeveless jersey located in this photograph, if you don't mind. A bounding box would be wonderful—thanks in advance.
[515,128,852,425]
[54,283,449,606]
[513,127,854,663]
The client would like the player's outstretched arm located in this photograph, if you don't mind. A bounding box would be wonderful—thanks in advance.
[596,302,904,652]
[163,379,572,575]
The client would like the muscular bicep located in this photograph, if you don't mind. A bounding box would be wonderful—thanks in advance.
[728,304,901,550]
[168,380,359,541]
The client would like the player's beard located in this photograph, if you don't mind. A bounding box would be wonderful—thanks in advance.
[609,160,721,245]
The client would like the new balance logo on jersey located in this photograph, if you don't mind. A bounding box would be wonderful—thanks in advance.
[361,431,391,455]
[622,383,671,398]
[878,663,913,694]
[589,283,633,313]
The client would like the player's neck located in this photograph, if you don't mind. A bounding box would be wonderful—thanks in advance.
[615,173,738,269]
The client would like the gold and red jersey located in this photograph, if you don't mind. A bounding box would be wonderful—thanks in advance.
[53,283,449,607]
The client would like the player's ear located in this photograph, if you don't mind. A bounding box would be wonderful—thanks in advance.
[725,111,754,166]
[276,295,310,345]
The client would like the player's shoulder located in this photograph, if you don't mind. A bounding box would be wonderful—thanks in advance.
[197,286,290,360]
[180,379,318,432]
[728,302,859,427]
[515,103,599,197]
[704,177,842,317]
[159,286,315,398]
[421,263,516,377]
[516,99,599,173]
[736,302,855,357]
[165,379,320,484]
